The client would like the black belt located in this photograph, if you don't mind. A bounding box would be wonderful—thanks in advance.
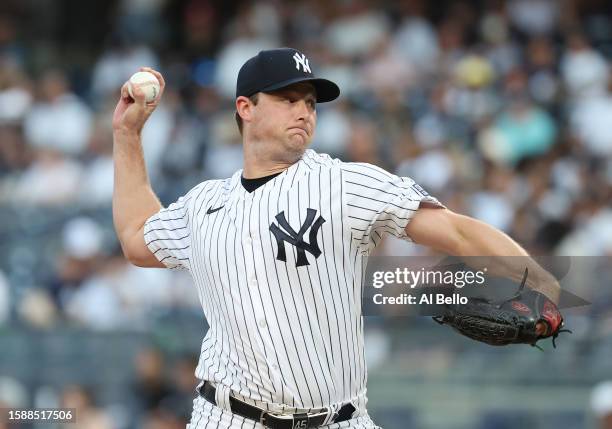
[197,381,356,429]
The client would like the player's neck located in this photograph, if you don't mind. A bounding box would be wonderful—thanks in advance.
[242,140,303,179]
[242,157,293,179]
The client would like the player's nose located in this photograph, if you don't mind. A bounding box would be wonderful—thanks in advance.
[294,99,314,121]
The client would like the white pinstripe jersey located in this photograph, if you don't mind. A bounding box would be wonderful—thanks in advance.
[143,149,442,415]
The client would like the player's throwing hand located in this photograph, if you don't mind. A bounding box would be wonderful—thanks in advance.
[112,67,165,135]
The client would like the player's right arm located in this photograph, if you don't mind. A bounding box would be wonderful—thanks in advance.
[112,67,165,268]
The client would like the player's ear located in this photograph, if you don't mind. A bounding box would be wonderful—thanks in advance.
[236,96,254,123]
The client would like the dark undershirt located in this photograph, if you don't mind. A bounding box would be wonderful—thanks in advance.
[241,172,282,193]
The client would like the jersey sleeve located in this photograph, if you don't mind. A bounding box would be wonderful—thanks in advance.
[341,162,444,252]
[143,183,205,270]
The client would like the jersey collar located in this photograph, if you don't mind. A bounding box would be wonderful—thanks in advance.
[226,150,316,202]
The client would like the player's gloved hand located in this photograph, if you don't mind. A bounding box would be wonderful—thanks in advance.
[433,269,571,349]
[112,67,165,135]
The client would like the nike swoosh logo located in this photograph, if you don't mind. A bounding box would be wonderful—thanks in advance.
[206,206,224,214]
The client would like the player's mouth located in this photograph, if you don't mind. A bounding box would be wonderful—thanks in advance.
[288,127,309,138]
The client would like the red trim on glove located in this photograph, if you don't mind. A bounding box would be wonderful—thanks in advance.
[541,300,562,333]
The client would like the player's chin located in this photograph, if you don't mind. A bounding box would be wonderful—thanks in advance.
[286,133,311,152]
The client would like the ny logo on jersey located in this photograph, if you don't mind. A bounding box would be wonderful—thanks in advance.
[270,208,325,267]
[292,52,312,73]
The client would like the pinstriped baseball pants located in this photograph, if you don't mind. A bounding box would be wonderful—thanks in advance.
[186,395,382,429]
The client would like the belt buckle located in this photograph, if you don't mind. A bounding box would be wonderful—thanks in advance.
[263,411,328,429]
[271,413,308,429]
[291,414,309,429]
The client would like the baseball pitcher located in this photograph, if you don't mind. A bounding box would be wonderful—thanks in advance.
[112,48,564,429]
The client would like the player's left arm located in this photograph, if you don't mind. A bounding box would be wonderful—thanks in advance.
[405,207,561,303]
[405,207,527,257]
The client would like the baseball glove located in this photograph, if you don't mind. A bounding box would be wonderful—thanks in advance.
[432,268,571,348]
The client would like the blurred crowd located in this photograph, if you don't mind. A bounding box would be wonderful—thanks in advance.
[0,2,612,427]
[0,347,199,429]
[0,0,612,418]
[2,0,611,330]
[0,0,611,327]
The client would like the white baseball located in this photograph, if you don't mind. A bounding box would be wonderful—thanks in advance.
[127,71,160,103]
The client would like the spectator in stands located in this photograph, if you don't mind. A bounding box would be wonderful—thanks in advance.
[131,347,173,418]
[592,381,612,429]
[60,384,113,429]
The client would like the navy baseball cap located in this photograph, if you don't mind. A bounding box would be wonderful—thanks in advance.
[236,48,340,103]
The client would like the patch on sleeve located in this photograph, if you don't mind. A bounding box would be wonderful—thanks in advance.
[411,183,430,197]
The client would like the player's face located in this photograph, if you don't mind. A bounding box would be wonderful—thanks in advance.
[251,83,317,157]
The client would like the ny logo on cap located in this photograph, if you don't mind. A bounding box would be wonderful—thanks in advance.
[292,52,311,74]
